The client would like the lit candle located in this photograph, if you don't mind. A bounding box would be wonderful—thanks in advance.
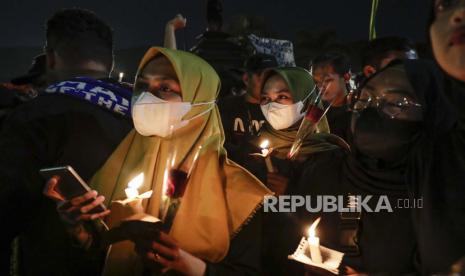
[120,173,152,210]
[107,173,153,228]
[124,173,144,199]
[307,217,323,264]
[260,140,275,173]
[118,72,124,82]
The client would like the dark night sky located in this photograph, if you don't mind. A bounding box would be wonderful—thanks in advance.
[1,0,429,49]
[0,0,429,81]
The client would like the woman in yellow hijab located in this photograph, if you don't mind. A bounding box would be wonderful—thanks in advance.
[45,47,271,276]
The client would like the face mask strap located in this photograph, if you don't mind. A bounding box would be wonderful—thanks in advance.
[191,100,216,107]
[183,103,215,122]
[295,86,317,114]
[302,85,317,104]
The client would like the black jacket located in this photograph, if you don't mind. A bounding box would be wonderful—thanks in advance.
[294,149,417,275]
[0,89,132,275]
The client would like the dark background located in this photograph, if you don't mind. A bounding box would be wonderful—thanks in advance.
[0,0,429,82]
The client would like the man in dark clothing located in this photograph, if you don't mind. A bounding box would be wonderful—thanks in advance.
[190,0,251,98]
[311,52,352,142]
[218,53,277,166]
[0,9,132,276]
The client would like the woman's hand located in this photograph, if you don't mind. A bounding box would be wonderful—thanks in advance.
[43,176,110,223]
[43,176,110,247]
[267,172,289,196]
[138,231,206,276]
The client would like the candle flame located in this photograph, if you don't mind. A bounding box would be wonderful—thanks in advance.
[307,217,321,238]
[128,173,144,189]
[119,72,124,78]
[260,139,270,149]
[125,188,139,199]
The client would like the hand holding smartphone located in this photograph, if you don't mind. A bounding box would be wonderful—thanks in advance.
[40,165,107,215]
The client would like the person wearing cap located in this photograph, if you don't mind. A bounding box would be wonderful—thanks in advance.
[0,54,48,125]
[218,53,278,167]
[0,9,132,276]
[9,53,48,97]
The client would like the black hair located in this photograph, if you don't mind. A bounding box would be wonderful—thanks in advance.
[310,52,351,76]
[46,8,114,71]
[361,36,416,69]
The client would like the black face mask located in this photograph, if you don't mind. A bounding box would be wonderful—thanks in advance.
[351,108,422,163]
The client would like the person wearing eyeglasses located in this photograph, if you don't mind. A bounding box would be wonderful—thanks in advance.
[292,59,439,275]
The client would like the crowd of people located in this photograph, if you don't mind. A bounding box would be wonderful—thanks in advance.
[0,0,464,275]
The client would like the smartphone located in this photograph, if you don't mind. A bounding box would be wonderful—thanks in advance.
[40,165,107,213]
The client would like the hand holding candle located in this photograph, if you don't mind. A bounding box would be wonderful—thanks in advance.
[308,217,323,264]
[260,140,275,173]
[288,216,344,274]
[107,173,153,228]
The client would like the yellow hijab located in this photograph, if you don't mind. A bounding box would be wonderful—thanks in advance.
[91,47,271,275]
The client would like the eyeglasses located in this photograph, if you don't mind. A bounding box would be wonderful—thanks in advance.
[353,95,422,119]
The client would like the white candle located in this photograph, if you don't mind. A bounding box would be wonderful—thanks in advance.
[124,173,144,199]
[121,172,151,213]
[118,72,124,82]
[307,217,323,264]
[107,173,153,227]
[260,140,275,173]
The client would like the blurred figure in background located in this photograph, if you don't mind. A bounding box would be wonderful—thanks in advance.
[0,54,48,125]
[361,36,418,78]
[311,52,352,141]
[191,0,251,98]
[218,53,278,166]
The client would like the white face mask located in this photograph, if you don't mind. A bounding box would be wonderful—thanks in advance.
[260,101,305,130]
[132,92,214,137]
